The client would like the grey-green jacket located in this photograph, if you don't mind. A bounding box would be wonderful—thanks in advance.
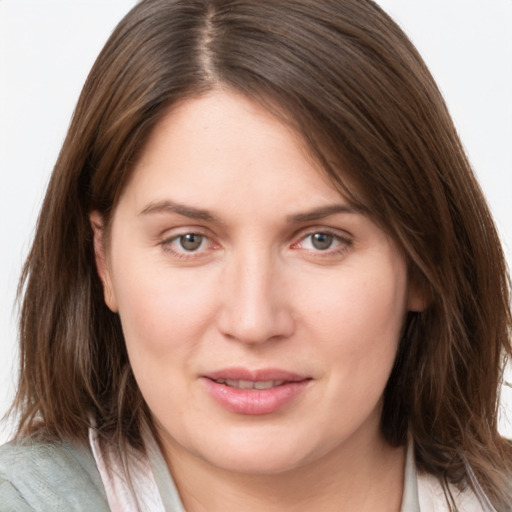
[0,438,185,512]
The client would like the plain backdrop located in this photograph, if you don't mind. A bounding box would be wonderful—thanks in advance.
[1,1,511,444]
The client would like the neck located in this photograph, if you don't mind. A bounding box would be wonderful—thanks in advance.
[160,428,406,512]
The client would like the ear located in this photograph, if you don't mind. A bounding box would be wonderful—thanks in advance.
[90,211,118,312]
[407,272,429,313]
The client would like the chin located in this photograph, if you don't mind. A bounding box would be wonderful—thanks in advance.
[187,425,332,476]
[202,444,310,476]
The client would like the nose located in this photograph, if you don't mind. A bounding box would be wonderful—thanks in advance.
[216,250,295,345]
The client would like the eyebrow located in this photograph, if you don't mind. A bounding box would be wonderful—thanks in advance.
[286,204,365,223]
[138,200,217,221]
[139,199,365,224]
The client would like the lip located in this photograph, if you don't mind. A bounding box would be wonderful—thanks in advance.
[204,367,308,382]
[202,367,311,415]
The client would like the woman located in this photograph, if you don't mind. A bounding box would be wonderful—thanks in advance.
[1,0,511,510]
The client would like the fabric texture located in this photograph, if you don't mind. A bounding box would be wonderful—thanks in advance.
[88,427,167,512]
[0,438,109,512]
[417,471,497,512]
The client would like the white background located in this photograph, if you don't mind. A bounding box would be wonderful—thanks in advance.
[1,1,511,444]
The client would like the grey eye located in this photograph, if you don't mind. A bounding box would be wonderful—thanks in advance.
[311,233,333,250]
[179,234,204,251]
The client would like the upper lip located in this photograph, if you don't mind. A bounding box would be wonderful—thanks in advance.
[203,367,310,382]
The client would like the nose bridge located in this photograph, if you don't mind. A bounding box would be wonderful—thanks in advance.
[218,243,293,344]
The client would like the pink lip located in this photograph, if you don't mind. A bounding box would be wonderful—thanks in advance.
[202,367,311,415]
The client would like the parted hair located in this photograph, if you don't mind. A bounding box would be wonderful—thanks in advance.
[11,0,512,509]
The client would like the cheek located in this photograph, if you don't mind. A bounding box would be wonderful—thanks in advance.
[298,264,408,437]
[109,260,221,416]
[109,255,218,360]
[349,271,407,341]
[302,260,408,378]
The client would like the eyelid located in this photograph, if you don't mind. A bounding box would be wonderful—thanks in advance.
[156,225,353,260]
[158,227,220,259]
[292,225,352,242]
[290,227,353,254]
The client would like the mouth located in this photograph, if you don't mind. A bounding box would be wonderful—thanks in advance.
[202,368,311,415]
[210,379,286,390]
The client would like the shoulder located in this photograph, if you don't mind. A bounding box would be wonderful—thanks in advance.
[0,437,109,512]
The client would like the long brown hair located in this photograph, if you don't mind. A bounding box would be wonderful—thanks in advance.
[11,0,512,509]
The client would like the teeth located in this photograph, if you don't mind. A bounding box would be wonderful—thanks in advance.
[216,379,285,390]
[239,380,254,390]
[255,380,284,389]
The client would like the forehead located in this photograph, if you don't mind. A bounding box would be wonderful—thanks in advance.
[118,90,354,218]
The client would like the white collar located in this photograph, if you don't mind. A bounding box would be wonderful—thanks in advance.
[403,438,496,512]
[89,425,169,512]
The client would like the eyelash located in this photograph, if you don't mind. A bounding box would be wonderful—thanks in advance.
[160,232,213,259]
[159,229,352,260]
[292,230,352,256]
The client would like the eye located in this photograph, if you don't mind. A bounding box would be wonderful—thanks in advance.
[292,230,352,256]
[177,233,204,251]
[160,232,214,258]
[309,232,334,250]
[299,232,339,251]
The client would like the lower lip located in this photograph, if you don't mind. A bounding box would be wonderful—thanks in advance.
[202,379,310,415]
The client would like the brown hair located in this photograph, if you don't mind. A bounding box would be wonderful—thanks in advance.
[11,0,512,509]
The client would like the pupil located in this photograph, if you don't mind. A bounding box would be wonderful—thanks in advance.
[312,233,333,250]
[180,234,203,251]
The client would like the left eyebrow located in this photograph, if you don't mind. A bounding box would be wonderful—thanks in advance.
[286,204,365,223]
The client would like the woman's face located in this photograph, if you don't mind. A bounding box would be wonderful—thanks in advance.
[92,90,422,475]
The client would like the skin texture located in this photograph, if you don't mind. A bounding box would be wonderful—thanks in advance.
[91,90,424,511]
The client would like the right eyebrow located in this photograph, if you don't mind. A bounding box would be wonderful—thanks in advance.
[138,199,218,222]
